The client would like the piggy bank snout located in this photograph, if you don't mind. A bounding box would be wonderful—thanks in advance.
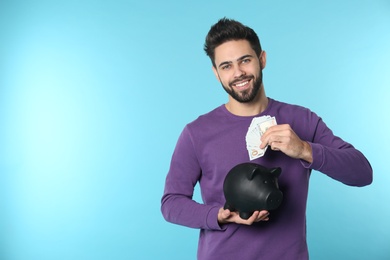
[265,190,283,210]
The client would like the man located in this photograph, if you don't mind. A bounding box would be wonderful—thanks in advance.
[161,18,372,260]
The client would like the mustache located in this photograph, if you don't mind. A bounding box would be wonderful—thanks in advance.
[229,76,254,87]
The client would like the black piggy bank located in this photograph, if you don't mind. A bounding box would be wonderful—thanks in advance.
[223,162,283,220]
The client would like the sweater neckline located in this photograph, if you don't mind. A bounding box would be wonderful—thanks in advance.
[220,98,274,120]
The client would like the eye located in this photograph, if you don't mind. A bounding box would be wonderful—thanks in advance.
[221,64,231,70]
[241,58,251,64]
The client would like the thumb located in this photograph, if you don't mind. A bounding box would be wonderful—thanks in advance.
[219,208,230,219]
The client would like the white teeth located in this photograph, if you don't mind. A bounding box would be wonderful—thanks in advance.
[235,81,248,87]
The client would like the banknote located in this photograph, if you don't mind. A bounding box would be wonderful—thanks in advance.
[245,115,277,160]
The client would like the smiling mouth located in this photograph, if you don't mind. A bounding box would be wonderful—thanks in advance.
[234,81,249,87]
[232,79,251,90]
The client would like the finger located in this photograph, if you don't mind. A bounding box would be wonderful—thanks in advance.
[218,208,232,223]
[260,132,271,146]
[270,142,280,151]
[262,133,283,149]
[245,211,260,224]
[257,211,270,221]
[262,124,288,137]
[260,140,268,149]
[222,209,232,219]
[260,134,274,149]
[261,217,269,221]
[237,211,259,225]
[250,211,267,223]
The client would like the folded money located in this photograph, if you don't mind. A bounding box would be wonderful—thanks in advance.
[245,116,277,160]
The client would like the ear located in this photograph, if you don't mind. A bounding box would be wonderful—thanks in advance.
[270,167,282,178]
[259,51,267,69]
[249,168,259,181]
[212,66,221,82]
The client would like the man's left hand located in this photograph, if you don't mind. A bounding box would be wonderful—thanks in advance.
[260,124,313,163]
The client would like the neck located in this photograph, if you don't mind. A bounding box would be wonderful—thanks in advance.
[225,86,268,116]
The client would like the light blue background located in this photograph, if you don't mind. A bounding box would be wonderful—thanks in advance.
[1,0,389,259]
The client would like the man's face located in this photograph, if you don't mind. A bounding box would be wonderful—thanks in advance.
[212,40,265,103]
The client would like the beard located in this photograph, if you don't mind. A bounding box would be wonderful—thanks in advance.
[221,70,263,103]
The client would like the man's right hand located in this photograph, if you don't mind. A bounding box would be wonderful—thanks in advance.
[218,207,269,225]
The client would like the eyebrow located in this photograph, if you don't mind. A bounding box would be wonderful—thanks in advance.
[217,54,254,69]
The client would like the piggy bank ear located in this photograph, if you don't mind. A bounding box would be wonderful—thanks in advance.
[270,167,282,178]
[248,168,258,181]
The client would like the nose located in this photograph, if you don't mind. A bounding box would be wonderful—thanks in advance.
[265,190,283,210]
[233,64,245,78]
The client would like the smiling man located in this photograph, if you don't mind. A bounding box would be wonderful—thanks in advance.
[213,41,265,105]
[161,18,372,260]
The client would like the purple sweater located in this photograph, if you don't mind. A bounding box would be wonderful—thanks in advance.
[161,98,372,260]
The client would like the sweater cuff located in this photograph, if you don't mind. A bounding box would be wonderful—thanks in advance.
[206,206,226,231]
[300,142,324,170]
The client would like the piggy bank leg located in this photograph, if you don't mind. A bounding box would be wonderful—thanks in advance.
[239,211,252,220]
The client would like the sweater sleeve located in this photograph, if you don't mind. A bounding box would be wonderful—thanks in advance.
[161,126,224,231]
[301,114,373,186]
